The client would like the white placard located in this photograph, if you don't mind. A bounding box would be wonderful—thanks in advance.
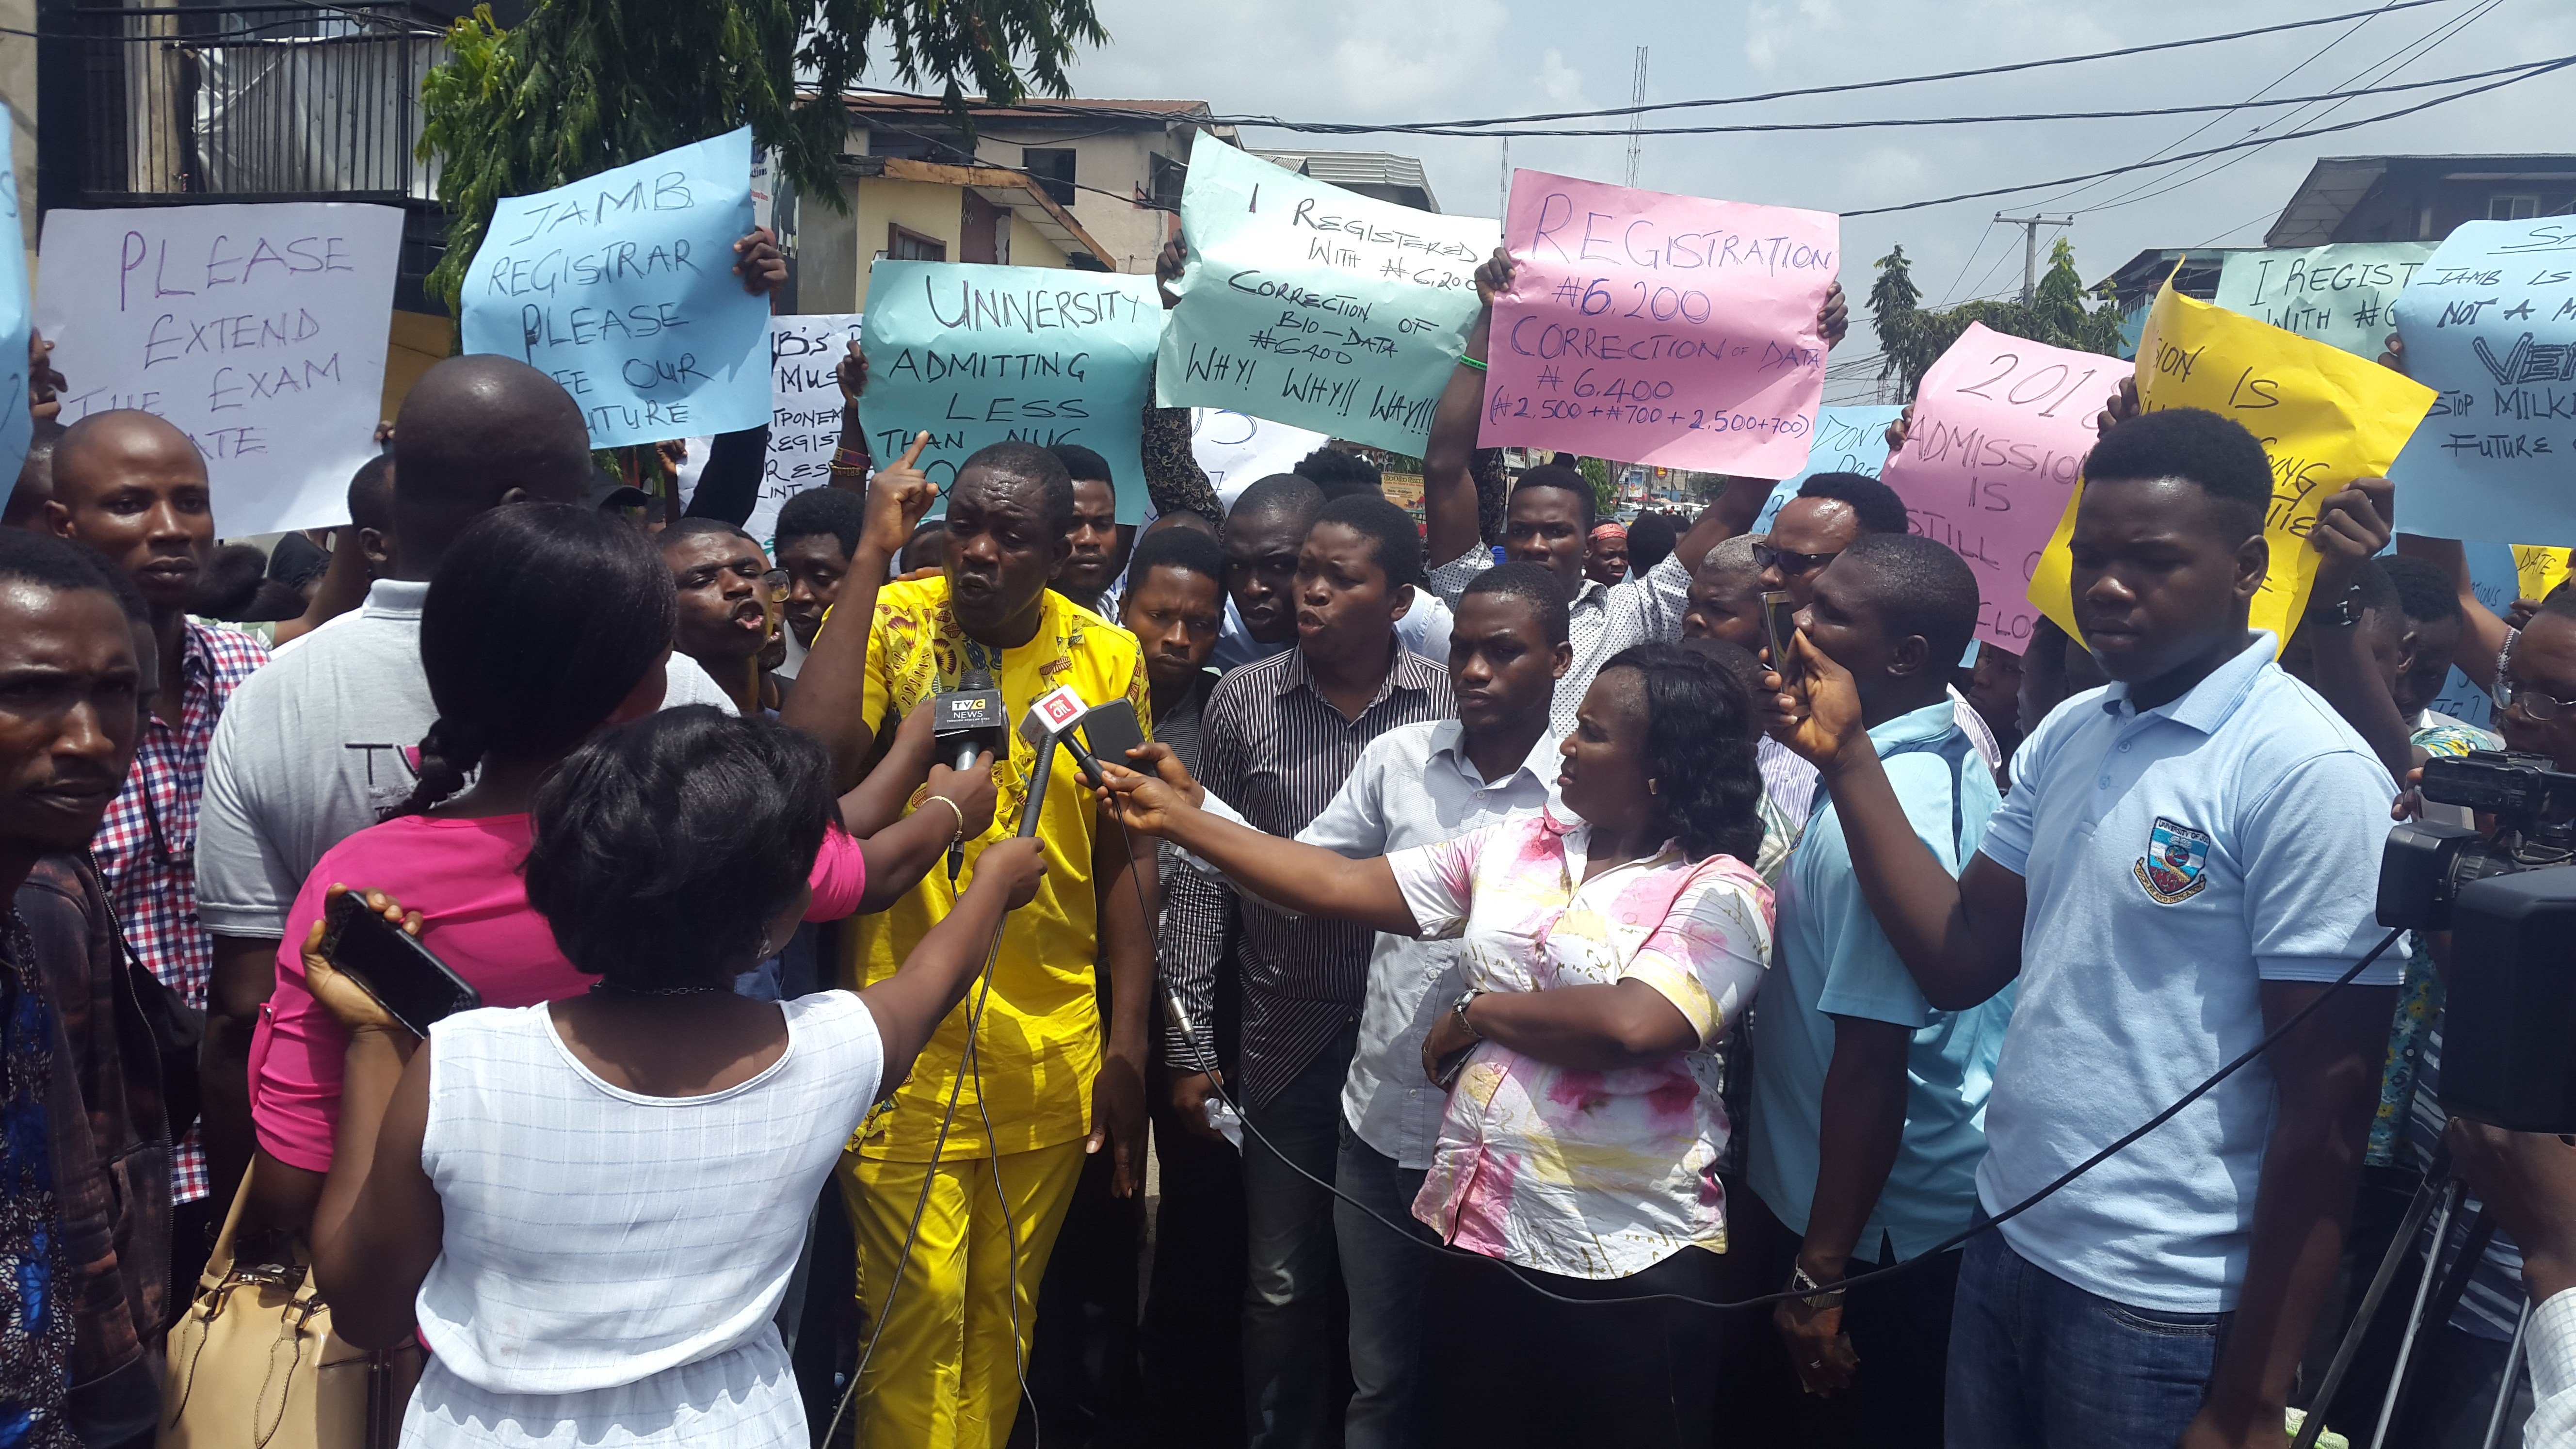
[751,312,862,546]
[1190,407,1329,514]
[37,202,403,534]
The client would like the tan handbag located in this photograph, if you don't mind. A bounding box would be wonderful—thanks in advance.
[159,1165,422,1449]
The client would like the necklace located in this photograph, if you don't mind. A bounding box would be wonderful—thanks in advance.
[588,980,729,998]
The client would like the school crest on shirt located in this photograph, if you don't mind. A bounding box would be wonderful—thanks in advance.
[2133,816,2212,904]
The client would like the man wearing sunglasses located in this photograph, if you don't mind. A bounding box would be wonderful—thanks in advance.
[659,517,788,716]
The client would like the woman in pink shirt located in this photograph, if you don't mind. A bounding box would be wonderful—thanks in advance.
[244,503,994,1235]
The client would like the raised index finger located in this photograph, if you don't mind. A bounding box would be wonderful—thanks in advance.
[897,430,930,470]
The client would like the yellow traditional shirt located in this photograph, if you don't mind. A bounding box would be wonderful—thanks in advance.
[839,579,1150,1160]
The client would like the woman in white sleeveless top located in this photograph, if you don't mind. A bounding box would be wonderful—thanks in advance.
[298,708,1032,1447]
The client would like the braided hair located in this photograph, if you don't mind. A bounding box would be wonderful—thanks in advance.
[1597,642,1765,866]
[390,503,678,816]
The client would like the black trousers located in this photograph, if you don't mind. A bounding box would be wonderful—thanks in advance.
[1419,1240,1744,1449]
[1729,1186,1961,1448]
[1016,1147,1148,1448]
[1140,956,1247,1449]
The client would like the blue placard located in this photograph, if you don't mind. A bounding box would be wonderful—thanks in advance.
[461,126,768,447]
[1749,403,1904,534]
[0,110,30,486]
[860,260,1164,524]
[2388,219,2576,547]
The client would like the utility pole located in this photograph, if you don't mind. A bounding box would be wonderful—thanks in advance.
[1500,135,1510,218]
[1994,213,2072,302]
[1625,47,1648,189]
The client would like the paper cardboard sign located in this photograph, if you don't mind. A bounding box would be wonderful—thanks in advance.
[1749,404,1904,535]
[0,111,29,488]
[2387,219,2576,546]
[1481,170,1836,477]
[1155,140,1497,454]
[2214,244,2431,359]
[2029,274,2435,652]
[461,126,769,448]
[861,260,1162,522]
[750,312,863,546]
[1882,324,2121,651]
[37,199,402,533]
[1190,407,1331,513]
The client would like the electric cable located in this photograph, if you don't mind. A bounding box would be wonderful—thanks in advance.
[845,0,2461,136]
[1106,775,2405,1314]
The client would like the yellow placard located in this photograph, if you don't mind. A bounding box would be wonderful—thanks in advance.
[380,309,455,427]
[2028,273,2435,654]
[2513,546,2571,606]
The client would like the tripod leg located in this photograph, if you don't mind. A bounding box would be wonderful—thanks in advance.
[2479,1299,2534,1449]
[2296,1172,2456,1449]
[2374,1178,2468,1449]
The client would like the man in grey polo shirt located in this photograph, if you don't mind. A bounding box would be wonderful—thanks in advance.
[192,356,741,1217]
[1768,408,2399,1448]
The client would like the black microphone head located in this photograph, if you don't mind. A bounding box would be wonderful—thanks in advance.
[958,667,996,692]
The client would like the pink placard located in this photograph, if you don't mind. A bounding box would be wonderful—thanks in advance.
[1480,170,1837,477]
[1878,322,2119,651]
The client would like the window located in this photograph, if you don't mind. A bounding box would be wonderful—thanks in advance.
[2492,194,2542,221]
[887,224,946,262]
[1150,152,1185,211]
[1023,148,1077,207]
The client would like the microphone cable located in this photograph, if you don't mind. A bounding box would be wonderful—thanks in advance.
[1102,789,2406,1314]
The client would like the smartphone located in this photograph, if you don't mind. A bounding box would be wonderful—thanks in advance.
[320,891,481,1036]
[1763,589,1801,685]
[1077,700,1148,776]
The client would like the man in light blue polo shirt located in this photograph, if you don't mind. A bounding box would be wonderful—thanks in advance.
[1746,533,2010,1445]
[1765,408,2399,1449]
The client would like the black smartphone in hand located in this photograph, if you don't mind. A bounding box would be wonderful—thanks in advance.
[321,891,481,1037]
[1079,700,1147,767]
[1763,589,1801,686]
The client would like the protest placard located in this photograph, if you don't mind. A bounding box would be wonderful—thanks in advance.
[1481,170,1836,478]
[2214,244,2431,358]
[0,112,29,487]
[461,126,768,449]
[1749,404,1903,535]
[749,312,863,545]
[862,260,1162,523]
[36,200,401,534]
[2029,275,2435,651]
[1191,407,1330,513]
[1155,140,1496,455]
[2387,219,2576,546]
[1882,324,2119,651]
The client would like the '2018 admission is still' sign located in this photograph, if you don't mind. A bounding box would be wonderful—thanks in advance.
[1481,171,1838,478]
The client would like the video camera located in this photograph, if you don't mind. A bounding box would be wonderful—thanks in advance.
[2378,751,2576,1133]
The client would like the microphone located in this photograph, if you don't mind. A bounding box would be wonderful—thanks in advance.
[1015,686,1092,838]
[933,668,1006,881]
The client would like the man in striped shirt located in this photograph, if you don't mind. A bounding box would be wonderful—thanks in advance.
[1162,493,1453,1449]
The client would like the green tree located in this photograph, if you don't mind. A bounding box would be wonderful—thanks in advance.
[1577,455,1615,514]
[419,0,1107,312]
[1873,237,2126,401]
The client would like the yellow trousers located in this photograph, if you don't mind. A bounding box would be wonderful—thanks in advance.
[836,1139,1087,1449]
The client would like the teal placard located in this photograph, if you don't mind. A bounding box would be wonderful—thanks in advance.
[860,260,1163,523]
[1156,141,1497,453]
[2213,243,2431,359]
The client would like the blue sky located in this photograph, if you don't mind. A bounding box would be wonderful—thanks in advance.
[1060,0,2576,397]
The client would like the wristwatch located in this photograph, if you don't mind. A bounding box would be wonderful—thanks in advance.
[1450,988,1486,1040]
[2318,595,2365,628]
[1788,1262,1845,1309]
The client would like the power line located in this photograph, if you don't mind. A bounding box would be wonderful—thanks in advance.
[859,0,2460,137]
[2065,0,2502,220]
[1840,55,2575,217]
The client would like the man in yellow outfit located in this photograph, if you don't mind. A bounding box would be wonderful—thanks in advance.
[818,439,1156,1448]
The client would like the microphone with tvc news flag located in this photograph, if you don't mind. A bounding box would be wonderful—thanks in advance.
[933,668,1007,881]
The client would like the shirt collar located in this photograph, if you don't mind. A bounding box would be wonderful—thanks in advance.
[2099,629,2276,735]
[1426,720,1562,791]
[1868,696,1966,755]
[362,578,429,619]
[1568,577,1609,612]
[1276,635,1438,712]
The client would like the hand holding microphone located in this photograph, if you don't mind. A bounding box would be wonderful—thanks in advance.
[932,668,1007,880]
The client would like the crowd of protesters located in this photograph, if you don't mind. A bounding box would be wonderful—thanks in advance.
[6,219,2576,1449]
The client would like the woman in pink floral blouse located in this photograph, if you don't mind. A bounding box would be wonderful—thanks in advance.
[1105,641,1773,1449]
